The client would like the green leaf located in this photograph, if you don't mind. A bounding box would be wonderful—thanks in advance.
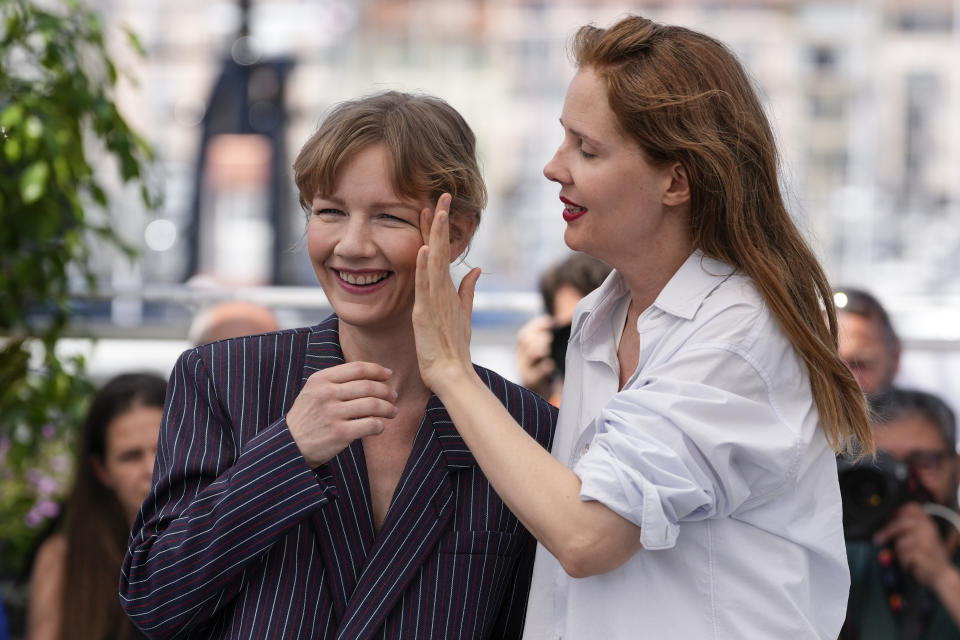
[24,115,43,139]
[19,160,49,203]
[124,26,145,56]
[0,104,24,128]
[4,137,21,162]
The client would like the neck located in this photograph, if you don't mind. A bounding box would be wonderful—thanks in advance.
[338,317,429,399]
[617,242,693,315]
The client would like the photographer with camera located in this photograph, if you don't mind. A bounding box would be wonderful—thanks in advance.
[515,252,611,405]
[842,388,960,639]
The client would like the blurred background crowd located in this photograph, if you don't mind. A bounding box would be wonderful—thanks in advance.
[3,0,960,638]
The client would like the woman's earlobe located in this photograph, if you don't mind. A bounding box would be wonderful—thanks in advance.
[662,162,691,206]
[91,455,112,489]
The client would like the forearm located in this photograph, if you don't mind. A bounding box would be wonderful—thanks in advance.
[433,367,641,577]
[121,420,332,637]
[932,564,960,628]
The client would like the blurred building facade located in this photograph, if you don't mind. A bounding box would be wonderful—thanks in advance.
[77,0,960,389]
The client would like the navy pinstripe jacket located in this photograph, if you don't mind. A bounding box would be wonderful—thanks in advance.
[120,315,557,639]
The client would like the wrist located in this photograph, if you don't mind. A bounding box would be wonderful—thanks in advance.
[427,360,478,397]
[932,564,960,598]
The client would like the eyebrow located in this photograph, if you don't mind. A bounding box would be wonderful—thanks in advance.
[312,194,420,214]
[559,117,603,147]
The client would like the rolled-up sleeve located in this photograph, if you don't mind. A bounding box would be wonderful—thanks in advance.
[574,343,801,551]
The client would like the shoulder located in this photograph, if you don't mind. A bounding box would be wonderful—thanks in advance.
[684,272,783,351]
[185,326,315,366]
[472,364,558,445]
[29,532,67,597]
[27,533,66,637]
[32,532,67,574]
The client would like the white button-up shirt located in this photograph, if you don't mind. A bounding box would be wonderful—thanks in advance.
[523,251,849,640]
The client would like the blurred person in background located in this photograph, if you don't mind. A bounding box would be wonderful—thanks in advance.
[842,388,960,639]
[412,14,871,639]
[834,286,902,415]
[120,91,556,639]
[0,593,8,640]
[515,252,611,404]
[27,373,166,640]
[187,300,280,346]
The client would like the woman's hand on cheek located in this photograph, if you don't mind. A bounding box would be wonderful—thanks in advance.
[413,194,480,393]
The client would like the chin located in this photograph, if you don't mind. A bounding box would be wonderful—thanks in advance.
[563,229,600,258]
[563,228,585,253]
[334,301,412,332]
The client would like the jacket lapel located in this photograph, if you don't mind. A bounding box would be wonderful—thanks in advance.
[300,316,377,623]
[334,395,473,640]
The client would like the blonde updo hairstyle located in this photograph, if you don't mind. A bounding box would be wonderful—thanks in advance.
[293,91,486,248]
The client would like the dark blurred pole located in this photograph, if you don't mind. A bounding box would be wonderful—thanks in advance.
[238,0,250,38]
[183,0,293,284]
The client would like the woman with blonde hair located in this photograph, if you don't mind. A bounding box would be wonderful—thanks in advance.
[120,91,556,639]
[413,15,871,639]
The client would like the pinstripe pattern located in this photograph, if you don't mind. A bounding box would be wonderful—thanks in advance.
[120,315,557,639]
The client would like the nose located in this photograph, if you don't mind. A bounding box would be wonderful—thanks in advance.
[543,145,570,184]
[335,217,377,258]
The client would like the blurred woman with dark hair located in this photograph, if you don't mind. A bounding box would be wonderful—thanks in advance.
[27,373,165,640]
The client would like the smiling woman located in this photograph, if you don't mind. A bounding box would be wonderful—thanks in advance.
[118,91,557,640]
[305,145,434,332]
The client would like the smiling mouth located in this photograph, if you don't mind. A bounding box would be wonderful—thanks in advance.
[337,270,391,286]
[560,196,587,220]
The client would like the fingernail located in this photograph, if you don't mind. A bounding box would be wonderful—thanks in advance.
[384,368,393,376]
[392,390,398,400]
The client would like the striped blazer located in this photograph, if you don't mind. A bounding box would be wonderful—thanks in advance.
[120,315,557,639]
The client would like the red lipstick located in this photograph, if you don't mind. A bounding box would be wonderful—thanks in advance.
[560,196,587,223]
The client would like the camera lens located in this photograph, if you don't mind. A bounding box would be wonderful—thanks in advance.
[837,451,912,540]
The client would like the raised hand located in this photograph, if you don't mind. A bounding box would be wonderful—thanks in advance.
[412,193,481,393]
[874,502,952,589]
[515,315,557,397]
[286,361,397,468]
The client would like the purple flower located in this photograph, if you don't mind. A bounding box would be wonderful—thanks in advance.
[27,470,60,496]
[42,423,56,440]
[51,455,71,474]
[24,499,60,528]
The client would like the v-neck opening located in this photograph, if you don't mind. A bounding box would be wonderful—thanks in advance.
[362,394,437,538]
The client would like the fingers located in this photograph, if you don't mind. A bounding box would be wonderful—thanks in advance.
[334,378,397,403]
[314,361,392,384]
[873,504,935,546]
[419,206,434,245]
[458,266,481,327]
[336,396,399,421]
[429,196,452,278]
[341,417,389,439]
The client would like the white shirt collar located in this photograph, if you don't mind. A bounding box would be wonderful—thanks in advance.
[574,249,737,347]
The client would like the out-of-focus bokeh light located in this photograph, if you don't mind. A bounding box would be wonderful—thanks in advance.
[144,219,178,252]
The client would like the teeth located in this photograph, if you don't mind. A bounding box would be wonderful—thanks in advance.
[565,205,586,213]
[338,270,389,285]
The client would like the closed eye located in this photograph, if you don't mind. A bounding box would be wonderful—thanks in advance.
[314,208,344,217]
[377,213,417,226]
